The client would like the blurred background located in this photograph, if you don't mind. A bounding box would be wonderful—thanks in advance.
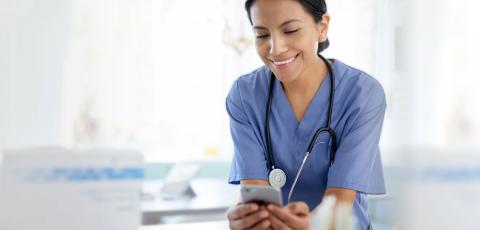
[1,0,479,229]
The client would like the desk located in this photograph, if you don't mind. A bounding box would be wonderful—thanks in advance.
[141,179,394,227]
[142,178,238,225]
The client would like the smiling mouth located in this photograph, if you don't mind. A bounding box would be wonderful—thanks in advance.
[271,54,299,66]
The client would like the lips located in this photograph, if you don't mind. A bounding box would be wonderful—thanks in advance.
[270,53,299,66]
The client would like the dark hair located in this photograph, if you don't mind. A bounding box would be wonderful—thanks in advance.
[244,0,329,53]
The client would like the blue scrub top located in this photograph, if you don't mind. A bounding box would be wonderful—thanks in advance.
[226,59,386,230]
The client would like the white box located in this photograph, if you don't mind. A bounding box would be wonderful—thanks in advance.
[0,147,144,230]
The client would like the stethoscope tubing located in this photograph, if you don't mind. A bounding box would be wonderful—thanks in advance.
[265,54,338,186]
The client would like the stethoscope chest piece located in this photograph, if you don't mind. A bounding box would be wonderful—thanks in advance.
[268,168,286,189]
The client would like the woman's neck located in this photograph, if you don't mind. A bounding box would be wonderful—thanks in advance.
[281,58,330,122]
[282,58,328,100]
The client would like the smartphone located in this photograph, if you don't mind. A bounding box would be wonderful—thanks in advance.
[240,184,283,206]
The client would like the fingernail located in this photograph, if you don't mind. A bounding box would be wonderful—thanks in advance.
[251,204,258,211]
[267,205,274,211]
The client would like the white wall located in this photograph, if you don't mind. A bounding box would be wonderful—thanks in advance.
[406,0,480,149]
[0,0,71,150]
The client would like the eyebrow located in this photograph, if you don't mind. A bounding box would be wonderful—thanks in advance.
[253,19,302,30]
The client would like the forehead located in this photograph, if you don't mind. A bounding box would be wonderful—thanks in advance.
[250,0,313,27]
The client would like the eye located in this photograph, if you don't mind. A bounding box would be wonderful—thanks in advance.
[285,29,300,34]
[255,34,269,39]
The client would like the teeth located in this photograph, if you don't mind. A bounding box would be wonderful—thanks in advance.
[273,56,296,65]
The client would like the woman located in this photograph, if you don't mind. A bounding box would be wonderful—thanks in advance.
[226,0,386,229]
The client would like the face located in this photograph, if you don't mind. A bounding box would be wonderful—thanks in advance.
[250,0,329,84]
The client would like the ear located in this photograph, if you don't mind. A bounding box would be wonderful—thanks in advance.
[317,13,330,42]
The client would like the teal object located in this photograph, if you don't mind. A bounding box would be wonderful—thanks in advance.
[144,161,230,180]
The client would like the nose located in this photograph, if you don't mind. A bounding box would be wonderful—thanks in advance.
[268,35,288,56]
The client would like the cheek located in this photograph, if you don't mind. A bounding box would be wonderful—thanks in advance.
[254,42,262,55]
[301,38,320,57]
[255,41,270,58]
[296,31,319,52]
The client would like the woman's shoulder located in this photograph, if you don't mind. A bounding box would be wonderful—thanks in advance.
[227,65,270,104]
[334,60,386,112]
[236,65,270,91]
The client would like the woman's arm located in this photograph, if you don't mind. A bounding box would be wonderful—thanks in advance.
[241,179,269,185]
[323,187,356,206]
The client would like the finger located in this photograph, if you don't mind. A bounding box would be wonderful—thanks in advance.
[228,203,259,220]
[267,204,299,227]
[286,202,309,216]
[269,212,293,230]
[230,209,269,229]
[249,218,272,230]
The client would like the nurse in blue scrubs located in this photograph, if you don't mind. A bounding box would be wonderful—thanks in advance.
[226,0,386,229]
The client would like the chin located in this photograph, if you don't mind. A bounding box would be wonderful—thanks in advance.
[277,76,297,84]
[270,69,299,84]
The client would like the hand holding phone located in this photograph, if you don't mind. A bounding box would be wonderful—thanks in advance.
[240,184,283,206]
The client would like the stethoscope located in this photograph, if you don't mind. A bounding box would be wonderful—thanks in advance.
[265,54,338,202]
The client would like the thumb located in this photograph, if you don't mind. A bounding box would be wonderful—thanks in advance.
[288,202,309,216]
